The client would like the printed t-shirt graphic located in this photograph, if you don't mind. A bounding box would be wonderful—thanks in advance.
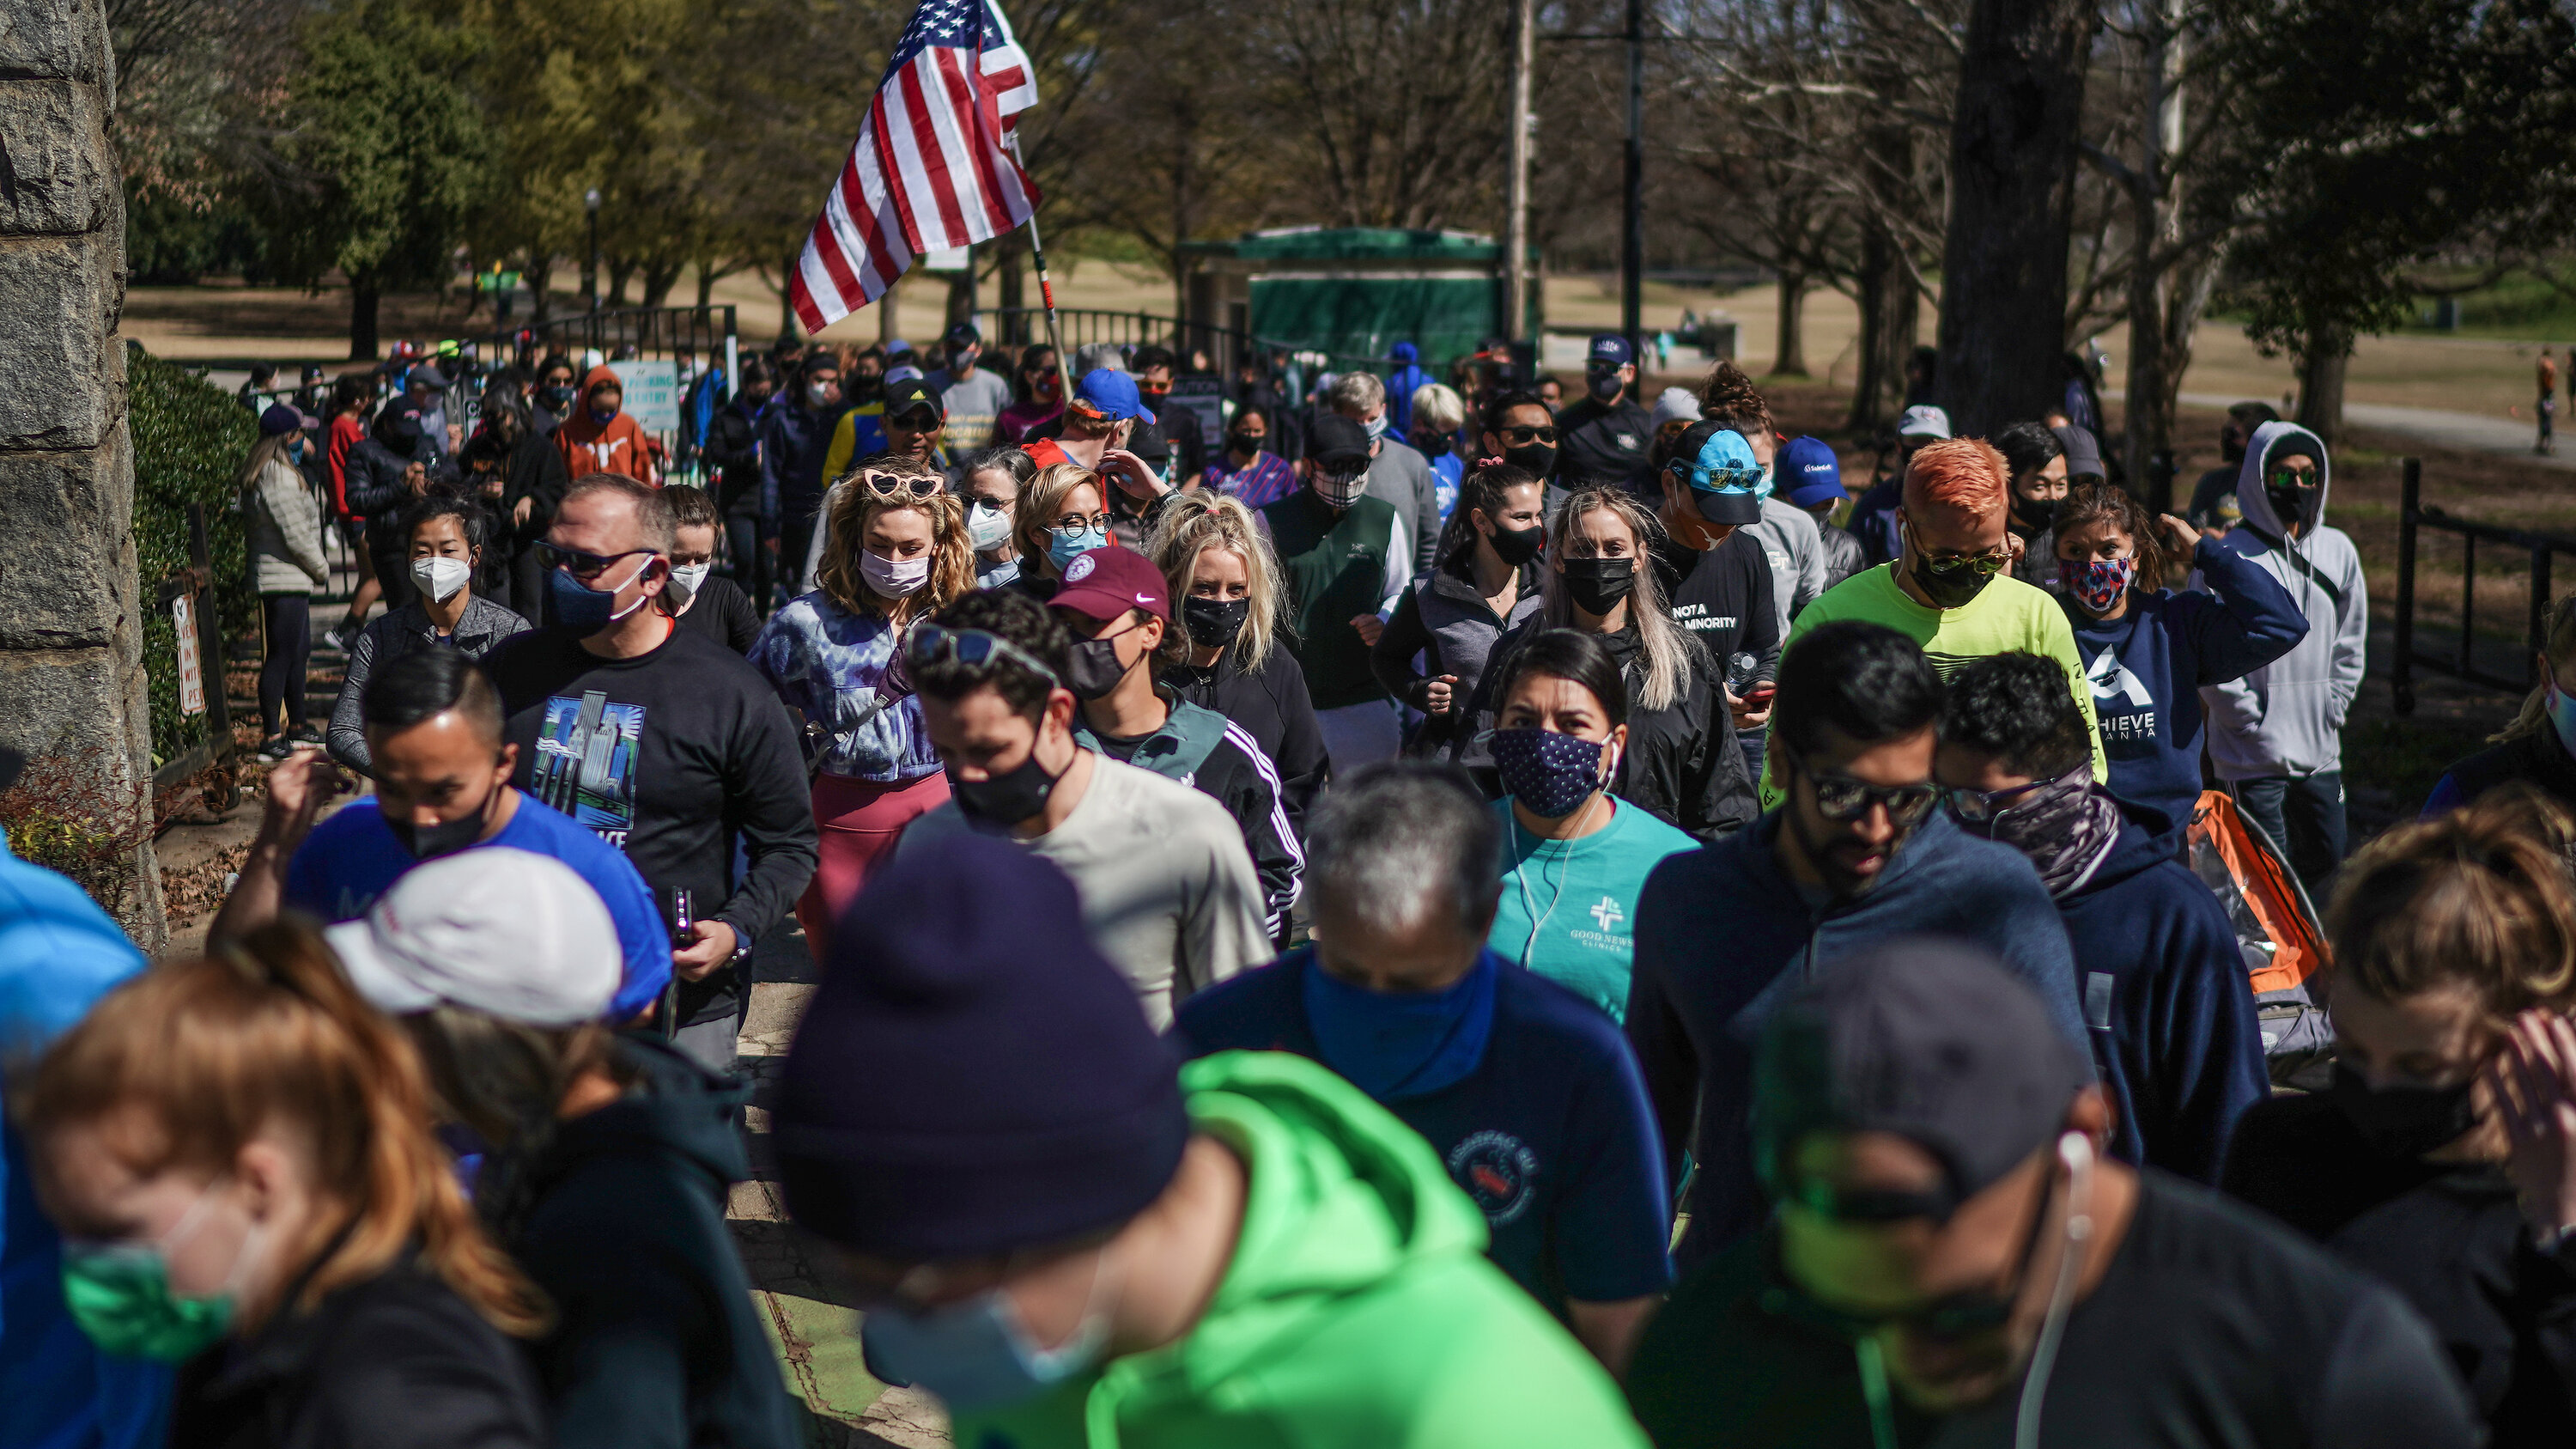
[2087,644,2159,746]
[532,691,646,843]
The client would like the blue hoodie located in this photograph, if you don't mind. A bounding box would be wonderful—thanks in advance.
[1625,808,2087,1265]
[2065,535,2307,833]
[0,828,168,1449]
[2051,802,2268,1184]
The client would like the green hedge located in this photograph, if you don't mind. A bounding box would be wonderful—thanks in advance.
[129,348,258,768]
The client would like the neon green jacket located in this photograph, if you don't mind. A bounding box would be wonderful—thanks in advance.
[950,1050,1650,1449]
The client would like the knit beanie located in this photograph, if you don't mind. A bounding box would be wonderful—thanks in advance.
[773,833,1190,1261]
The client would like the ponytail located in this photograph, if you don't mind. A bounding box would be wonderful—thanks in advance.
[18,919,548,1337]
[2326,783,2576,1019]
[1438,463,1540,574]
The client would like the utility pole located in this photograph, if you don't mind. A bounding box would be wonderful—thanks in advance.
[1621,0,1645,350]
[1504,0,1535,342]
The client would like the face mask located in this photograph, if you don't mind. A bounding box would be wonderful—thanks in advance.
[1559,556,1635,616]
[1904,526,1996,610]
[1035,374,1062,403]
[1485,520,1544,568]
[2548,675,2576,758]
[1363,411,1389,441]
[1065,627,1136,700]
[1500,442,1557,479]
[2057,555,2136,615]
[539,385,574,411]
[860,549,931,599]
[1960,771,2121,898]
[1313,468,1370,511]
[2266,483,2316,531]
[410,556,471,603]
[1048,526,1107,572]
[966,501,1013,551]
[1492,728,1613,818]
[2015,495,2061,533]
[1588,370,1623,401]
[2330,1061,2481,1159]
[386,789,494,860]
[1302,951,1500,1100]
[589,405,617,425]
[809,381,837,406]
[287,435,306,462]
[955,746,1064,829]
[549,554,654,631]
[665,561,711,607]
[59,1178,260,1362]
[860,1278,1110,1415]
[1227,430,1263,455]
[1182,595,1249,648]
[1753,463,1776,502]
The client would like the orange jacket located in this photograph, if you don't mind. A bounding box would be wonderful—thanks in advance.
[556,364,659,482]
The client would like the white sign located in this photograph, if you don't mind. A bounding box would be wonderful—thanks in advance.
[1170,375,1226,452]
[608,359,681,432]
[173,593,204,716]
[921,246,970,273]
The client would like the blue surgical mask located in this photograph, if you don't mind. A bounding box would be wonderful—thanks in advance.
[860,1270,1111,1414]
[2549,677,2576,758]
[1753,462,1776,501]
[1300,947,1500,1100]
[548,554,653,630]
[1363,411,1389,441]
[1048,526,1107,572]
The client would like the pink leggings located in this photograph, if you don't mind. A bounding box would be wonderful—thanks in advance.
[796,771,951,960]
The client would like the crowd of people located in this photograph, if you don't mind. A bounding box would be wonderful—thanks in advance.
[12,325,2576,1449]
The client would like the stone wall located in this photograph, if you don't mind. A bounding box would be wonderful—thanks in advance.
[0,0,163,946]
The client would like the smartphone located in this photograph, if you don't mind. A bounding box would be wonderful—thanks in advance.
[1744,684,1777,706]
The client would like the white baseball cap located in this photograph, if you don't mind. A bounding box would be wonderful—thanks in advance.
[1898,405,1952,441]
[325,848,621,1027]
[1651,387,1703,429]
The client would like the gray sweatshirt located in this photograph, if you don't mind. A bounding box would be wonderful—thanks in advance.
[2197,422,2368,781]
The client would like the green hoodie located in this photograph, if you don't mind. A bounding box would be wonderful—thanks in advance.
[951,1050,1649,1449]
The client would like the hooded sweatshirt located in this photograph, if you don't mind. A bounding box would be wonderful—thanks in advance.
[554,365,657,482]
[947,1050,1649,1449]
[1625,807,2087,1265]
[2050,801,2269,1184]
[2065,533,2308,832]
[494,1038,799,1449]
[2199,421,2367,781]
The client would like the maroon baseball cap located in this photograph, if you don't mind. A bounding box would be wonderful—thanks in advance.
[1050,545,1169,622]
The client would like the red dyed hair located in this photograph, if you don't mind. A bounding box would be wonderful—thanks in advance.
[1904,438,2008,521]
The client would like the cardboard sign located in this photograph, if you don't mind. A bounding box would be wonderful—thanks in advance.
[608,359,681,432]
[1169,374,1227,452]
[173,592,204,716]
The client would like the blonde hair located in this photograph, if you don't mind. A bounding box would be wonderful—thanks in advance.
[237,430,301,490]
[1544,487,1698,712]
[2496,594,2576,743]
[1145,491,1285,672]
[814,458,973,624]
[18,921,547,1337]
[2328,785,2576,1019]
[1016,461,1104,580]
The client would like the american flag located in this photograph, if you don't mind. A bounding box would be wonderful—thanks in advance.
[790,0,1039,333]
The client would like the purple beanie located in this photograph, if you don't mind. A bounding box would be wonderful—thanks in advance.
[773,832,1190,1261]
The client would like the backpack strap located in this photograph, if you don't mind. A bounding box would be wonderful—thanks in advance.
[2239,525,2344,612]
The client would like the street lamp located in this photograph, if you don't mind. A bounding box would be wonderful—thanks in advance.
[584,188,602,314]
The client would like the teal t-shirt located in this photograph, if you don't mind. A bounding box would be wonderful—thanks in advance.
[1486,796,1699,1021]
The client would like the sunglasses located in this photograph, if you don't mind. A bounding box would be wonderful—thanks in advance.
[904,623,1061,686]
[1790,754,1940,826]
[1762,1183,2052,1342]
[853,469,943,500]
[1499,425,1560,447]
[536,542,660,581]
[1917,548,2010,579]
[1945,764,2085,829]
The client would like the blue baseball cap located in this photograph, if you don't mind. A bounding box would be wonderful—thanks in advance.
[1071,368,1155,423]
[1781,436,1848,508]
[1671,421,1765,525]
[1588,334,1634,368]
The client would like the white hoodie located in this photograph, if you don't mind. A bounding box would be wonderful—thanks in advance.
[2196,421,2367,780]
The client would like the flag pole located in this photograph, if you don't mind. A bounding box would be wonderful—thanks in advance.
[1005,132,1065,368]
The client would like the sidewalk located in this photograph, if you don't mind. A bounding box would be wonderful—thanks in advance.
[2175,391,2576,472]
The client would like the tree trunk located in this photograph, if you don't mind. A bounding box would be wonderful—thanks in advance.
[349,275,381,361]
[527,257,554,326]
[1848,228,1895,434]
[641,257,683,307]
[607,259,634,308]
[1935,0,2099,437]
[878,271,902,344]
[2122,176,2175,509]
[1774,269,1809,377]
[947,242,978,328]
[996,231,1026,343]
[2296,324,2350,445]
[773,251,800,344]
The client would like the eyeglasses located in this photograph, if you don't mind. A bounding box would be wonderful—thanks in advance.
[1917,548,2010,578]
[1498,425,1560,447]
[536,542,660,581]
[1945,764,2085,829]
[1053,511,1113,533]
[1789,753,1940,826]
[1761,1178,2054,1342]
[905,623,1062,687]
[852,469,943,500]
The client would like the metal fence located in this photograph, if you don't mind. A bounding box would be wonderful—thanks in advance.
[978,306,1393,381]
[2391,456,2576,714]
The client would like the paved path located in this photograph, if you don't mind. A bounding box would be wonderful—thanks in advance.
[2176,392,2576,472]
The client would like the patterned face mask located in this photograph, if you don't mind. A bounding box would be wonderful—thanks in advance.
[2057,555,2136,615]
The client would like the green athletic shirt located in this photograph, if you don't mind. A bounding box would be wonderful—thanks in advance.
[1487,796,1699,1022]
[1762,563,2105,807]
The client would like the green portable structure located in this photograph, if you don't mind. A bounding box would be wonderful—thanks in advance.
[1180,228,1538,374]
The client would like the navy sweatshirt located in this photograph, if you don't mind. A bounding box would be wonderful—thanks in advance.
[1625,808,2087,1266]
[2065,536,2306,833]
[2057,802,2269,1184]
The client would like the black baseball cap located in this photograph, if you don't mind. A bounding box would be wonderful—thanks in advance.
[1753,938,2093,1221]
[945,320,981,349]
[885,378,944,423]
[1304,412,1373,471]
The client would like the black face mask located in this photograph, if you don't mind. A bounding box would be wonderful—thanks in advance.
[1485,521,1544,568]
[1181,596,1249,648]
[1227,431,1264,455]
[848,373,885,405]
[1588,371,1624,401]
[1501,442,1557,479]
[1905,527,1997,610]
[538,384,575,413]
[1559,556,1636,616]
[385,789,493,861]
[2330,1062,2482,1159]
[955,746,1064,830]
[2014,495,2061,535]
[1065,633,1133,700]
[2266,484,2318,531]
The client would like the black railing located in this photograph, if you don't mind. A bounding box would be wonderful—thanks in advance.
[2392,456,2576,714]
[485,304,738,372]
[977,307,1390,378]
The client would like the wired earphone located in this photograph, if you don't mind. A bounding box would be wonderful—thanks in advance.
[1511,740,1621,968]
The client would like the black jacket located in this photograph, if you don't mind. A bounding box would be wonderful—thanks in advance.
[2430,725,2576,819]
[1077,691,1303,943]
[346,438,457,554]
[485,1039,799,1449]
[1552,394,1657,495]
[1162,641,1327,841]
[171,1254,545,1449]
[703,398,766,518]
